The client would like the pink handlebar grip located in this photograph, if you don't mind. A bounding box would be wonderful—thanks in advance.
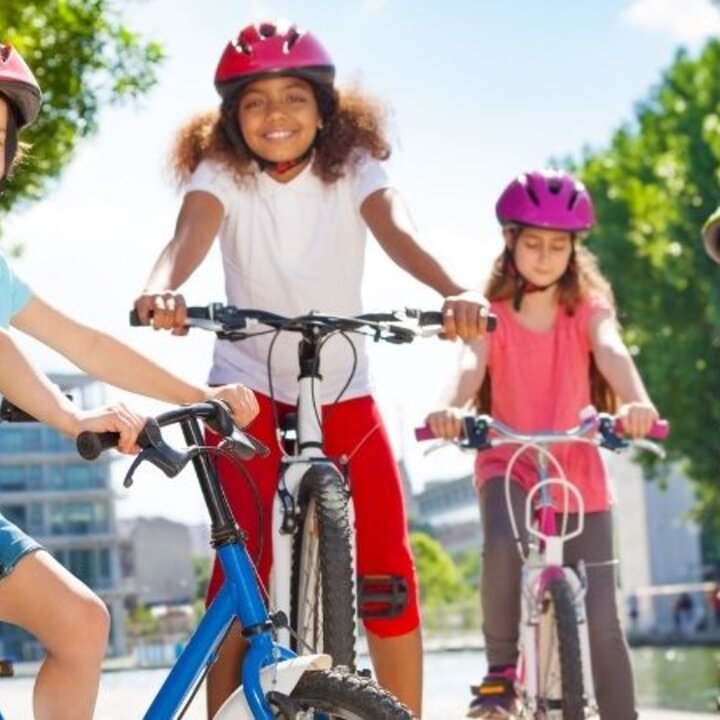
[414,425,435,441]
[614,418,669,440]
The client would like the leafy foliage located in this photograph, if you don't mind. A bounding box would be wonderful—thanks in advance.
[575,41,720,527]
[0,0,164,218]
[410,531,469,605]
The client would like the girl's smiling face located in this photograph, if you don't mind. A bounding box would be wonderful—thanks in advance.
[237,75,322,171]
[508,226,574,287]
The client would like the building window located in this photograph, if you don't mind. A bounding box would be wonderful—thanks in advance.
[67,547,113,588]
[49,501,109,535]
[0,427,47,452]
[45,465,106,491]
[0,466,44,492]
[1,505,26,528]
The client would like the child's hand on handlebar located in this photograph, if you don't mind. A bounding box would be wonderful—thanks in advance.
[73,404,147,454]
[441,290,491,342]
[134,291,189,336]
[616,401,659,439]
[424,407,465,440]
[203,384,260,428]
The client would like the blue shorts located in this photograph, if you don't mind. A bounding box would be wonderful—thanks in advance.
[0,513,42,581]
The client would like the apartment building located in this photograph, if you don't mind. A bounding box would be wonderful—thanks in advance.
[0,374,129,659]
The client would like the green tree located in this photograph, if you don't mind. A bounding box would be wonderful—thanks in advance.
[193,555,210,602]
[410,531,468,605]
[0,0,164,219]
[575,41,720,527]
[125,602,159,638]
[455,547,481,591]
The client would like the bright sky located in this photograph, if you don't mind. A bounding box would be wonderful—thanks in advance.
[5,0,719,523]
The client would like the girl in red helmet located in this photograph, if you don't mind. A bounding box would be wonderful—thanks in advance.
[0,44,259,720]
[425,169,659,719]
[133,19,490,717]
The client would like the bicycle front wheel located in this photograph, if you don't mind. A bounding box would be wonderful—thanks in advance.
[285,668,415,719]
[535,576,585,720]
[291,464,356,668]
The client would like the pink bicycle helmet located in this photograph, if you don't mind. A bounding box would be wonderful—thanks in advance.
[214,21,335,99]
[0,44,41,127]
[496,169,595,233]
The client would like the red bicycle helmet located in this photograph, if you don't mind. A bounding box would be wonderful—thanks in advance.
[0,44,42,127]
[214,21,335,98]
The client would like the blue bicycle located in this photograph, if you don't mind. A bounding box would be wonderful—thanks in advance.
[72,399,415,719]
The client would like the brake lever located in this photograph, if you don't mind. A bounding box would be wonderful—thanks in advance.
[122,419,198,487]
[217,330,253,341]
[219,431,270,460]
[596,415,631,452]
[631,437,666,459]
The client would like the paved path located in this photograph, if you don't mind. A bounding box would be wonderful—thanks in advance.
[0,671,716,719]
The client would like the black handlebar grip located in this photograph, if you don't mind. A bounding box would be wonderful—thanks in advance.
[77,431,120,460]
[420,310,497,332]
[129,306,211,326]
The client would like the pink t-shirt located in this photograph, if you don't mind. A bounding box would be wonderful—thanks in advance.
[475,296,613,512]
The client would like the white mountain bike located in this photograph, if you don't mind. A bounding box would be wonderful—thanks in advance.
[132,304,470,669]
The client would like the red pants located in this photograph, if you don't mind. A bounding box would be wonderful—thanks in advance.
[206,392,420,637]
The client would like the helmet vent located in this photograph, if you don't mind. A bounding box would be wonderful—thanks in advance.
[548,178,563,195]
[524,177,541,206]
[567,189,579,210]
[259,23,277,38]
[237,26,261,55]
[0,45,9,63]
[285,26,301,52]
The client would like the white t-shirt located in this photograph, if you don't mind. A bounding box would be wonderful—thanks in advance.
[185,152,391,404]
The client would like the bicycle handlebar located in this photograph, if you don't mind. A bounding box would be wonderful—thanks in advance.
[130,303,497,341]
[414,410,669,455]
[77,400,268,475]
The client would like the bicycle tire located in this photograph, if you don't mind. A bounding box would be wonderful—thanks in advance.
[534,576,584,720]
[290,464,356,668]
[285,667,415,719]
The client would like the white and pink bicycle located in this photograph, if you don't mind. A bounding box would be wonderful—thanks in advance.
[417,408,668,719]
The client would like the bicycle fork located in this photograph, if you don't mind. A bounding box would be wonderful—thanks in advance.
[520,562,598,715]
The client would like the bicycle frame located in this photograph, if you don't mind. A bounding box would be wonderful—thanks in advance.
[136,407,331,720]
[505,439,597,716]
[270,330,356,650]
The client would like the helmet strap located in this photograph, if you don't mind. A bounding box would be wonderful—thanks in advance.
[253,144,315,175]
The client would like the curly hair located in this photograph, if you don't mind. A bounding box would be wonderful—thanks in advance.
[168,85,391,188]
[475,236,619,414]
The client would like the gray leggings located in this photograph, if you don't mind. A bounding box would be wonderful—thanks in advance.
[480,478,637,720]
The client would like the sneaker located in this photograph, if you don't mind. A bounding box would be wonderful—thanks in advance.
[467,666,520,718]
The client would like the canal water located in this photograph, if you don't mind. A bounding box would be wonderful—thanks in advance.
[0,646,717,717]
[419,645,720,713]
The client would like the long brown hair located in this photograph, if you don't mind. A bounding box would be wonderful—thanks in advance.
[168,85,391,187]
[475,233,619,414]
